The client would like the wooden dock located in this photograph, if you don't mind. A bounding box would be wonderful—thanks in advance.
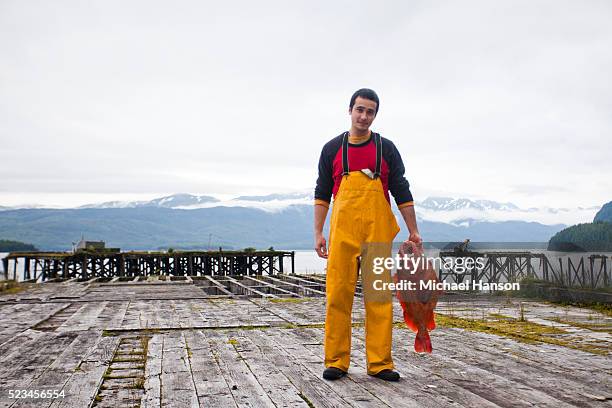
[0,276,610,407]
[2,250,296,282]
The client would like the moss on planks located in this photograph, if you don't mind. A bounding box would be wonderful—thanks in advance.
[298,392,316,408]
[546,316,612,333]
[435,312,609,355]
[93,335,150,406]
[0,280,32,294]
[553,301,612,317]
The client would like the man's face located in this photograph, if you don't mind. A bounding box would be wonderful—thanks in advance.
[349,96,377,132]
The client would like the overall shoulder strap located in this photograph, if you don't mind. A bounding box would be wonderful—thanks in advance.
[374,132,382,178]
[342,132,349,176]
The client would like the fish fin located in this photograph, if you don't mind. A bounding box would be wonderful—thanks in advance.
[426,311,437,331]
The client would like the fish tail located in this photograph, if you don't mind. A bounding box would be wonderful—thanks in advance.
[414,329,432,353]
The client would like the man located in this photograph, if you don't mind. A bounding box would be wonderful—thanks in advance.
[314,88,421,382]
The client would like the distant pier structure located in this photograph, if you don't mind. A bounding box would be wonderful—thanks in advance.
[2,249,295,282]
[438,250,610,290]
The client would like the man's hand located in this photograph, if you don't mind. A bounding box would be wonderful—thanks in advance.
[409,231,422,246]
[315,233,328,259]
[314,204,329,258]
[399,205,422,247]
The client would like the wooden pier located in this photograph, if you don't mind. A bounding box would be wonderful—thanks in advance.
[1,250,295,282]
[0,276,610,407]
[4,250,610,294]
[439,251,610,290]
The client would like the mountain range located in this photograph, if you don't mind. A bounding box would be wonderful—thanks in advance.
[2,193,598,224]
[0,193,600,251]
[77,193,220,209]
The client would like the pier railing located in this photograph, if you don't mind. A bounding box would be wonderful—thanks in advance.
[438,251,610,289]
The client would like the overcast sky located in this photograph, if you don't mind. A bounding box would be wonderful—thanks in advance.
[1,0,610,209]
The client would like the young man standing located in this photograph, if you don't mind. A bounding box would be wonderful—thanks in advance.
[314,88,421,381]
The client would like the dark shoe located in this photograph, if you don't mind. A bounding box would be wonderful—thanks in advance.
[323,367,346,380]
[370,369,400,382]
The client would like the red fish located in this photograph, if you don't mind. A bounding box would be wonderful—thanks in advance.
[394,241,442,353]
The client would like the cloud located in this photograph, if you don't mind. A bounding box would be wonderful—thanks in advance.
[0,0,610,208]
[510,185,571,195]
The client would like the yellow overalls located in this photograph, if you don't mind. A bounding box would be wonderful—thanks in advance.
[325,133,400,375]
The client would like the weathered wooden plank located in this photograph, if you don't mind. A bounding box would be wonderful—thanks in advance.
[387,327,580,408]
[92,300,130,330]
[251,298,326,326]
[242,276,302,298]
[171,300,207,329]
[0,318,49,359]
[9,331,100,407]
[0,303,70,347]
[119,299,171,330]
[256,328,389,407]
[280,327,454,408]
[56,302,108,332]
[8,336,99,407]
[183,330,237,407]
[347,327,502,407]
[203,275,234,296]
[247,329,357,408]
[276,274,328,292]
[224,276,278,298]
[194,298,283,328]
[49,335,120,408]
[159,331,199,408]
[428,302,611,375]
[202,329,275,407]
[230,329,311,407]
[0,332,77,387]
[262,275,325,296]
[432,328,612,405]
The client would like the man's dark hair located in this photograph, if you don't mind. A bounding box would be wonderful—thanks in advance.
[349,88,380,114]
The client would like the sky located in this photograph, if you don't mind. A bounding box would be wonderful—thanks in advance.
[1,0,611,209]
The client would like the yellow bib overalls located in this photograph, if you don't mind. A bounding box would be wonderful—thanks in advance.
[324,133,400,375]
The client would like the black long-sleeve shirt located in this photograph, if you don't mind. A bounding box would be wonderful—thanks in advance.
[314,132,414,209]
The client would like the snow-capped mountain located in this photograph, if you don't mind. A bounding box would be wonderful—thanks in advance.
[416,196,599,226]
[233,192,314,202]
[142,194,219,207]
[0,193,601,225]
[175,192,315,211]
[0,204,52,210]
[78,193,219,209]
[75,192,313,212]
[76,193,602,224]
[419,197,519,211]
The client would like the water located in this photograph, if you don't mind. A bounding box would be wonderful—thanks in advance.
[281,250,327,274]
